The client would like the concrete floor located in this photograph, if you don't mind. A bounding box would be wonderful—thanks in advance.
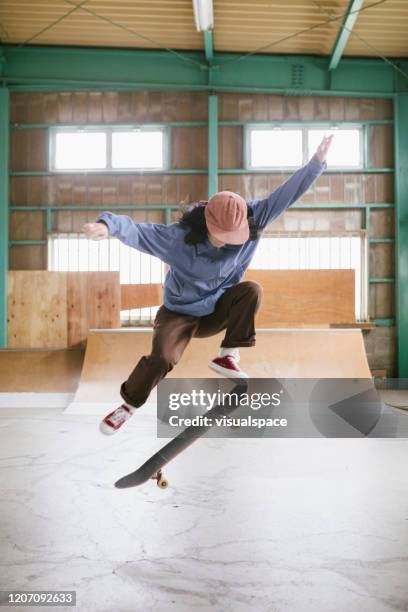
[0,407,408,612]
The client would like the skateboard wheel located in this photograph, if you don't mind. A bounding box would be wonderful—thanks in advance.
[157,477,169,489]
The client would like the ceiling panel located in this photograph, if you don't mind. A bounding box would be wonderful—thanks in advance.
[0,0,406,58]
[0,0,202,50]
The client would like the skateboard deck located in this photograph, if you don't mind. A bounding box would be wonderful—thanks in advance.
[115,381,248,489]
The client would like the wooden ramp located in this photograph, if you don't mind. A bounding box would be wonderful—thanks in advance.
[66,328,371,413]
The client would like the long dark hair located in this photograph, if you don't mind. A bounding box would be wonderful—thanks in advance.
[179,199,261,246]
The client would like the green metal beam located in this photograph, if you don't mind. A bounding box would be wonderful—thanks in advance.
[10,240,46,246]
[9,168,394,177]
[373,319,395,327]
[0,44,398,96]
[10,170,208,177]
[0,88,9,348]
[219,168,393,174]
[208,95,218,197]
[204,31,214,64]
[394,93,408,377]
[329,0,363,71]
[9,203,393,213]
[10,119,394,129]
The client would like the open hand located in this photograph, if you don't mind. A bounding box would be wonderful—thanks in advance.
[314,134,334,163]
[82,222,109,241]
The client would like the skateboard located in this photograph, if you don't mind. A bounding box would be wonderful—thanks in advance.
[114,381,248,490]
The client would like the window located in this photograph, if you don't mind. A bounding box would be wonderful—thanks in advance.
[54,131,107,170]
[51,127,167,172]
[249,230,368,321]
[247,128,303,168]
[48,234,165,325]
[246,124,363,169]
[112,131,164,169]
[307,128,362,167]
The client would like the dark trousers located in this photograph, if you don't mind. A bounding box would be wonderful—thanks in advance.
[120,281,263,408]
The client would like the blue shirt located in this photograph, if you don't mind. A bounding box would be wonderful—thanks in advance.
[97,155,326,316]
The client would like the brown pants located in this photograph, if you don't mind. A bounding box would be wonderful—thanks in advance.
[120,281,263,408]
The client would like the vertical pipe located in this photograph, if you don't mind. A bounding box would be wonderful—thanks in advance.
[208,94,218,198]
[0,88,10,348]
[364,124,370,168]
[394,93,408,377]
[46,207,52,233]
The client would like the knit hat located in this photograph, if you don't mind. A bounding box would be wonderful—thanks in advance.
[204,191,249,245]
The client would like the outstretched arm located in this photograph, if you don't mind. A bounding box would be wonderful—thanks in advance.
[250,135,333,228]
[82,212,175,264]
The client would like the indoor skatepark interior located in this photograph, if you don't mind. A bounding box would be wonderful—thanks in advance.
[1,1,408,611]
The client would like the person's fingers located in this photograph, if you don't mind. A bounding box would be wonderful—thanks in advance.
[82,222,107,240]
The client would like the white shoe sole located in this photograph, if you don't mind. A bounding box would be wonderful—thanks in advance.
[208,361,249,379]
[99,421,118,435]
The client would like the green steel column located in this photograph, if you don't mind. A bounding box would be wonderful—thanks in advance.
[0,88,9,348]
[394,93,408,377]
[208,94,218,198]
[204,31,214,64]
[328,0,363,71]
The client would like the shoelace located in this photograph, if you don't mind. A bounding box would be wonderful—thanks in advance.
[222,355,240,369]
[109,407,130,425]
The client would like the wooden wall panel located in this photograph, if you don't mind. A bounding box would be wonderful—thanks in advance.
[9,246,45,270]
[369,209,394,239]
[219,126,243,170]
[369,244,394,279]
[369,284,395,320]
[11,175,208,207]
[218,95,393,122]
[10,211,44,241]
[67,272,121,347]
[369,125,394,168]
[244,269,355,326]
[219,173,394,208]
[10,92,208,123]
[171,127,208,169]
[10,129,48,172]
[262,209,363,232]
[8,271,67,348]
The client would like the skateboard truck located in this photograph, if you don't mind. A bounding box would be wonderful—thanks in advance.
[114,381,249,490]
[153,469,168,489]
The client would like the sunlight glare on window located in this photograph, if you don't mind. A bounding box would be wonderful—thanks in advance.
[308,129,361,167]
[112,131,164,169]
[249,129,302,168]
[55,132,107,170]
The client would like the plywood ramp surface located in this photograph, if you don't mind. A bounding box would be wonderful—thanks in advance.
[245,269,355,325]
[0,350,84,392]
[67,328,371,412]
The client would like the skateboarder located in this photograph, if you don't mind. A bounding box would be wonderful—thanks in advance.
[83,135,333,434]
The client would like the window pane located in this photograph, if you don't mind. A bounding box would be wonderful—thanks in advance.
[249,129,302,167]
[308,129,361,167]
[55,132,107,170]
[112,131,164,169]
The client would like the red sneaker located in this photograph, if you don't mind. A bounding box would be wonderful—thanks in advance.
[208,355,249,379]
[99,404,136,435]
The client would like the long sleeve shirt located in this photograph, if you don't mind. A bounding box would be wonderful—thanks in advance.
[97,154,327,316]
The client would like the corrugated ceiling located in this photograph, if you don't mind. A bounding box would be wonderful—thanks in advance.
[0,0,407,58]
